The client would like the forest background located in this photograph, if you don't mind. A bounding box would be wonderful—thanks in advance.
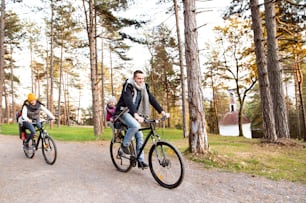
[0,0,305,154]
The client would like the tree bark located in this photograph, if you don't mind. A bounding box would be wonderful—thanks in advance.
[83,0,102,136]
[294,63,306,141]
[57,45,63,126]
[183,0,209,153]
[250,0,277,141]
[0,0,5,123]
[264,0,290,139]
[173,0,188,138]
[49,0,55,128]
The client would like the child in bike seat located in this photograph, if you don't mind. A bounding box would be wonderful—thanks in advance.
[106,96,117,123]
[18,93,55,148]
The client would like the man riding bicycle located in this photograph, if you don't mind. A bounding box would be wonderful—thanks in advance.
[115,70,169,169]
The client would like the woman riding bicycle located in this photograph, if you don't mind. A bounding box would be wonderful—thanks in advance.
[18,93,55,149]
[115,70,169,169]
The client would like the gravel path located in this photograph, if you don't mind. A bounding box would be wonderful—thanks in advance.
[0,134,305,203]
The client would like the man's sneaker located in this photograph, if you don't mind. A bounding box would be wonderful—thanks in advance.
[120,144,130,155]
[138,161,149,169]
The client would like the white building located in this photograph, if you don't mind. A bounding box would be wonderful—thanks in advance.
[218,92,252,138]
[219,111,252,138]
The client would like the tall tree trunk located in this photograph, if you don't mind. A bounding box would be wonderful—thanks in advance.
[264,0,290,139]
[49,0,55,128]
[173,0,188,138]
[250,0,277,141]
[211,79,219,134]
[3,86,8,122]
[236,85,244,137]
[83,0,102,136]
[109,45,114,96]
[30,44,34,94]
[183,0,209,153]
[101,38,106,127]
[94,11,103,132]
[0,0,5,123]
[294,67,301,138]
[57,45,63,127]
[295,63,306,141]
[10,45,15,122]
[64,73,69,126]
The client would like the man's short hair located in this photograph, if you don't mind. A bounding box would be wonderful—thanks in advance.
[133,70,144,78]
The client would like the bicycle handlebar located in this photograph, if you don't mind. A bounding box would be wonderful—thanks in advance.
[144,115,168,124]
[113,107,169,124]
[32,119,53,126]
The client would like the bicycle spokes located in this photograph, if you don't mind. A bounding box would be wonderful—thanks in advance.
[149,141,184,189]
[110,141,133,172]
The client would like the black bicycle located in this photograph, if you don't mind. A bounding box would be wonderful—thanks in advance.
[20,120,57,165]
[110,109,184,189]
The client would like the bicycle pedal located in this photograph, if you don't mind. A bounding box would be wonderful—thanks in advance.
[130,156,137,167]
[131,161,137,167]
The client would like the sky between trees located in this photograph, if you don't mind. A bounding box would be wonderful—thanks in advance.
[7,0,231,108]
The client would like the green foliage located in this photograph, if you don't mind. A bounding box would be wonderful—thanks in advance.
[5,11,24,41]
[145,24,181,127]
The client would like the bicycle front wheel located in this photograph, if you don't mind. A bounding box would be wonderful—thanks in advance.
[110,137,134,172]
[149,141,184,189]
[42,135,57,165]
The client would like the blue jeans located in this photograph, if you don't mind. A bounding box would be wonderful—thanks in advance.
[120,112,144,162]
[22,121,41,142]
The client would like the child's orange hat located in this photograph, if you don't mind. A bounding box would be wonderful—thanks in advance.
[27,93,36,102]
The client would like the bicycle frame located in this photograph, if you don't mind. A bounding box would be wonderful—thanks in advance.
[134,121,160,161]
[113,108,164,162]
[22,121,45,148]
[32,125,44,150]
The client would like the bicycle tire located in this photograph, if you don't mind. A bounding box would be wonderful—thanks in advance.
[23,139,35,159]
[42,135,57,165]
[148,141,184,189]
[110,136,134,172]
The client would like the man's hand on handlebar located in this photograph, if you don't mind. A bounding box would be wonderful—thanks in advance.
[134,113,144,123]
[161,111,170,118]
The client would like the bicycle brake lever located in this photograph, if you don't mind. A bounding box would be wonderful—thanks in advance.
[161,115,167,121]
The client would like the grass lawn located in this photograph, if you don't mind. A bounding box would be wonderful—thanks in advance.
[1,123,305,184]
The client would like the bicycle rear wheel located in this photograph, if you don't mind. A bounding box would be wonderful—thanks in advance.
[23,139,35,159]
[149,141,184,189]
[110,135,133,172]
[42,135,57,165]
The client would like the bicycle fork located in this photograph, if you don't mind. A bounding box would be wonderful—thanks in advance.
[153,142,171,168]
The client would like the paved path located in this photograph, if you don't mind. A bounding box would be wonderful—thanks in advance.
[0,134,305,203]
